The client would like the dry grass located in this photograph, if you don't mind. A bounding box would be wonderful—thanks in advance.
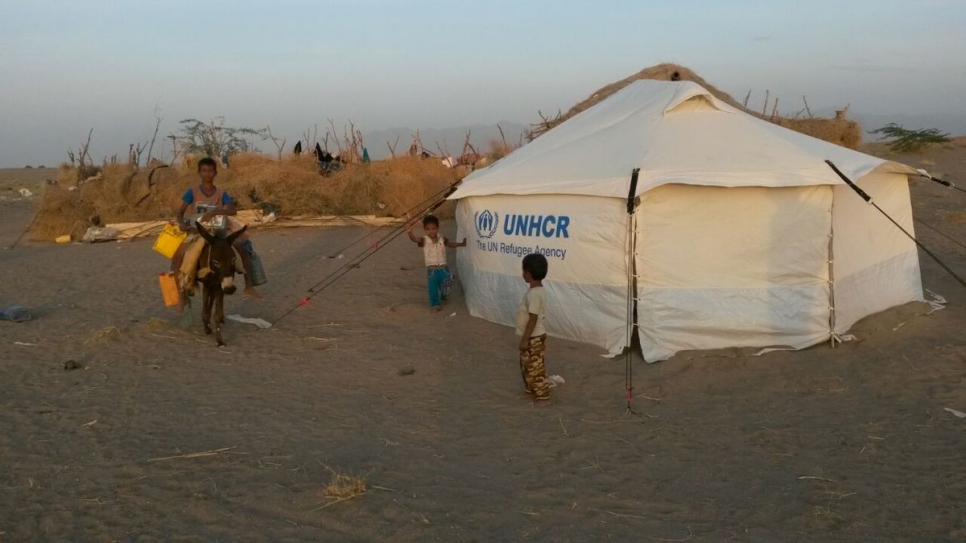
[312,468,368,510]
[567,63,745,119]
[83,326,122,346]
[31,154,461,241]
[775,117,861,150]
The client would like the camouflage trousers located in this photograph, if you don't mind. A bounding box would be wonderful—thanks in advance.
[520,335,550,401]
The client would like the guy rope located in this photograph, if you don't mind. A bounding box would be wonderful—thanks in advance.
[272,181,461,325]
[826,160,966,290]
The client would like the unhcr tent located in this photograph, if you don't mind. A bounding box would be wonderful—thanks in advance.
[449,80,923,361]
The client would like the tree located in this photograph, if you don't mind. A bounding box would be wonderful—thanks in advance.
[176,117,268,158]
[868,123,951,153]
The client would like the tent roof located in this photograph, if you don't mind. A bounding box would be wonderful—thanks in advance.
[450,80,916,200]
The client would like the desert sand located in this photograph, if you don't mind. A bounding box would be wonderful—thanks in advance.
[0,140,964,542]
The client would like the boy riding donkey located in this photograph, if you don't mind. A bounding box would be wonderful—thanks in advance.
[170,157,263,311]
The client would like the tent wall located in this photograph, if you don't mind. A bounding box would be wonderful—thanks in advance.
[831,173,923,333]
[456,195,629,354]
[635,184,834,361]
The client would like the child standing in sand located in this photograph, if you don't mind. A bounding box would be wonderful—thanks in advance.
[518,253,551,402]
[406,214,466,311]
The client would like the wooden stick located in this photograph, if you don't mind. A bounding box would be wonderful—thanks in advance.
[148,447,234,462]
[586,507,649,520]
[6,209,38,250]
[798,476,837,482]
[651,526,694,542]
[308,492,367,512]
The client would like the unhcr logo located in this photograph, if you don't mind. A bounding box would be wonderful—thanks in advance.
[503,214,570,238]
[474,210,499,239]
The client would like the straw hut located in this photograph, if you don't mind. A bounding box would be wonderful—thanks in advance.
[530,63,861,149]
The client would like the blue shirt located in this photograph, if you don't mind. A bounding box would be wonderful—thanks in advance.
[182,187,231,205]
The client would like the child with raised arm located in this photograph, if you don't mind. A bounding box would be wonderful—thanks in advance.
[518,253,550,402]
[406,214,466,311]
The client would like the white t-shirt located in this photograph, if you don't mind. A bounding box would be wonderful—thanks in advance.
[515,286,547,337]
[423,235,447,267]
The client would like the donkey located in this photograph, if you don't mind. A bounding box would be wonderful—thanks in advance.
[194,221,248,346]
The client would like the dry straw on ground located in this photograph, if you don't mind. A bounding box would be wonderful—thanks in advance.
[32,154,461,241]
[312,467,368,511]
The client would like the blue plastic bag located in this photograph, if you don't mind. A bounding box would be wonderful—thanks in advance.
[0,306,31,323]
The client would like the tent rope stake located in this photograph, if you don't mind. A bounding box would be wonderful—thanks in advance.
[825,160,966,290]
[624,168,640,415]
[919,171,966,195]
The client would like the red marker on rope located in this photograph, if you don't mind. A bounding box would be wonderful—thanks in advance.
[299,298,309,306]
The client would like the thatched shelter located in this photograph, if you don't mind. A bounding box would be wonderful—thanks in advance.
[32,154,461,241]
[530,63,861,149]
[567,63,745,117]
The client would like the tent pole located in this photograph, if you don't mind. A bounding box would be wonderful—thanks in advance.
[624,168,640,414]
[826,160,966,290]
[827,196,838,348]
[918,171,966,194]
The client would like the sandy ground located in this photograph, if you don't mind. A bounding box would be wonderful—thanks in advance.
[1,143,965,542]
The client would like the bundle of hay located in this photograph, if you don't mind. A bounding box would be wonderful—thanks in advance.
[31,153,461,241]
[530,62,861,150]
[774,113,861,150]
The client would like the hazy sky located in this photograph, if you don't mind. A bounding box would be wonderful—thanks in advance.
[2,0,964,167]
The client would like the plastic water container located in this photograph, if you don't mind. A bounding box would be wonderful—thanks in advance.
[158,272,180,307]
[153,224,187,259]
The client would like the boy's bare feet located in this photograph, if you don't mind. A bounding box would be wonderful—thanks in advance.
[433,305,442,312]
[244,286,262,299]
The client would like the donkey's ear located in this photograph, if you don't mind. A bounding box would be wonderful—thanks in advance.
[226,225,248,245]
[196,221,215,243]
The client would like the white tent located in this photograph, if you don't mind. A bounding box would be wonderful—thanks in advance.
[449,80,923,361]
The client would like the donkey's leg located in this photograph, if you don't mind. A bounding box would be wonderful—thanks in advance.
[202,284,213,335]
[215,289,226,346]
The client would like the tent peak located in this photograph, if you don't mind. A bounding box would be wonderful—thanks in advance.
[645,80,737,115]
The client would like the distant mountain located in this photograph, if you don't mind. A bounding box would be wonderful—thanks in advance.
[362,123,528,160]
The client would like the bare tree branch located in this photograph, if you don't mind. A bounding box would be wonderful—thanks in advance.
[145,104,163,165]
[266,125,287,161]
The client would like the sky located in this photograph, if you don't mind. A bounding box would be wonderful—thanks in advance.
[1,0,964,167]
